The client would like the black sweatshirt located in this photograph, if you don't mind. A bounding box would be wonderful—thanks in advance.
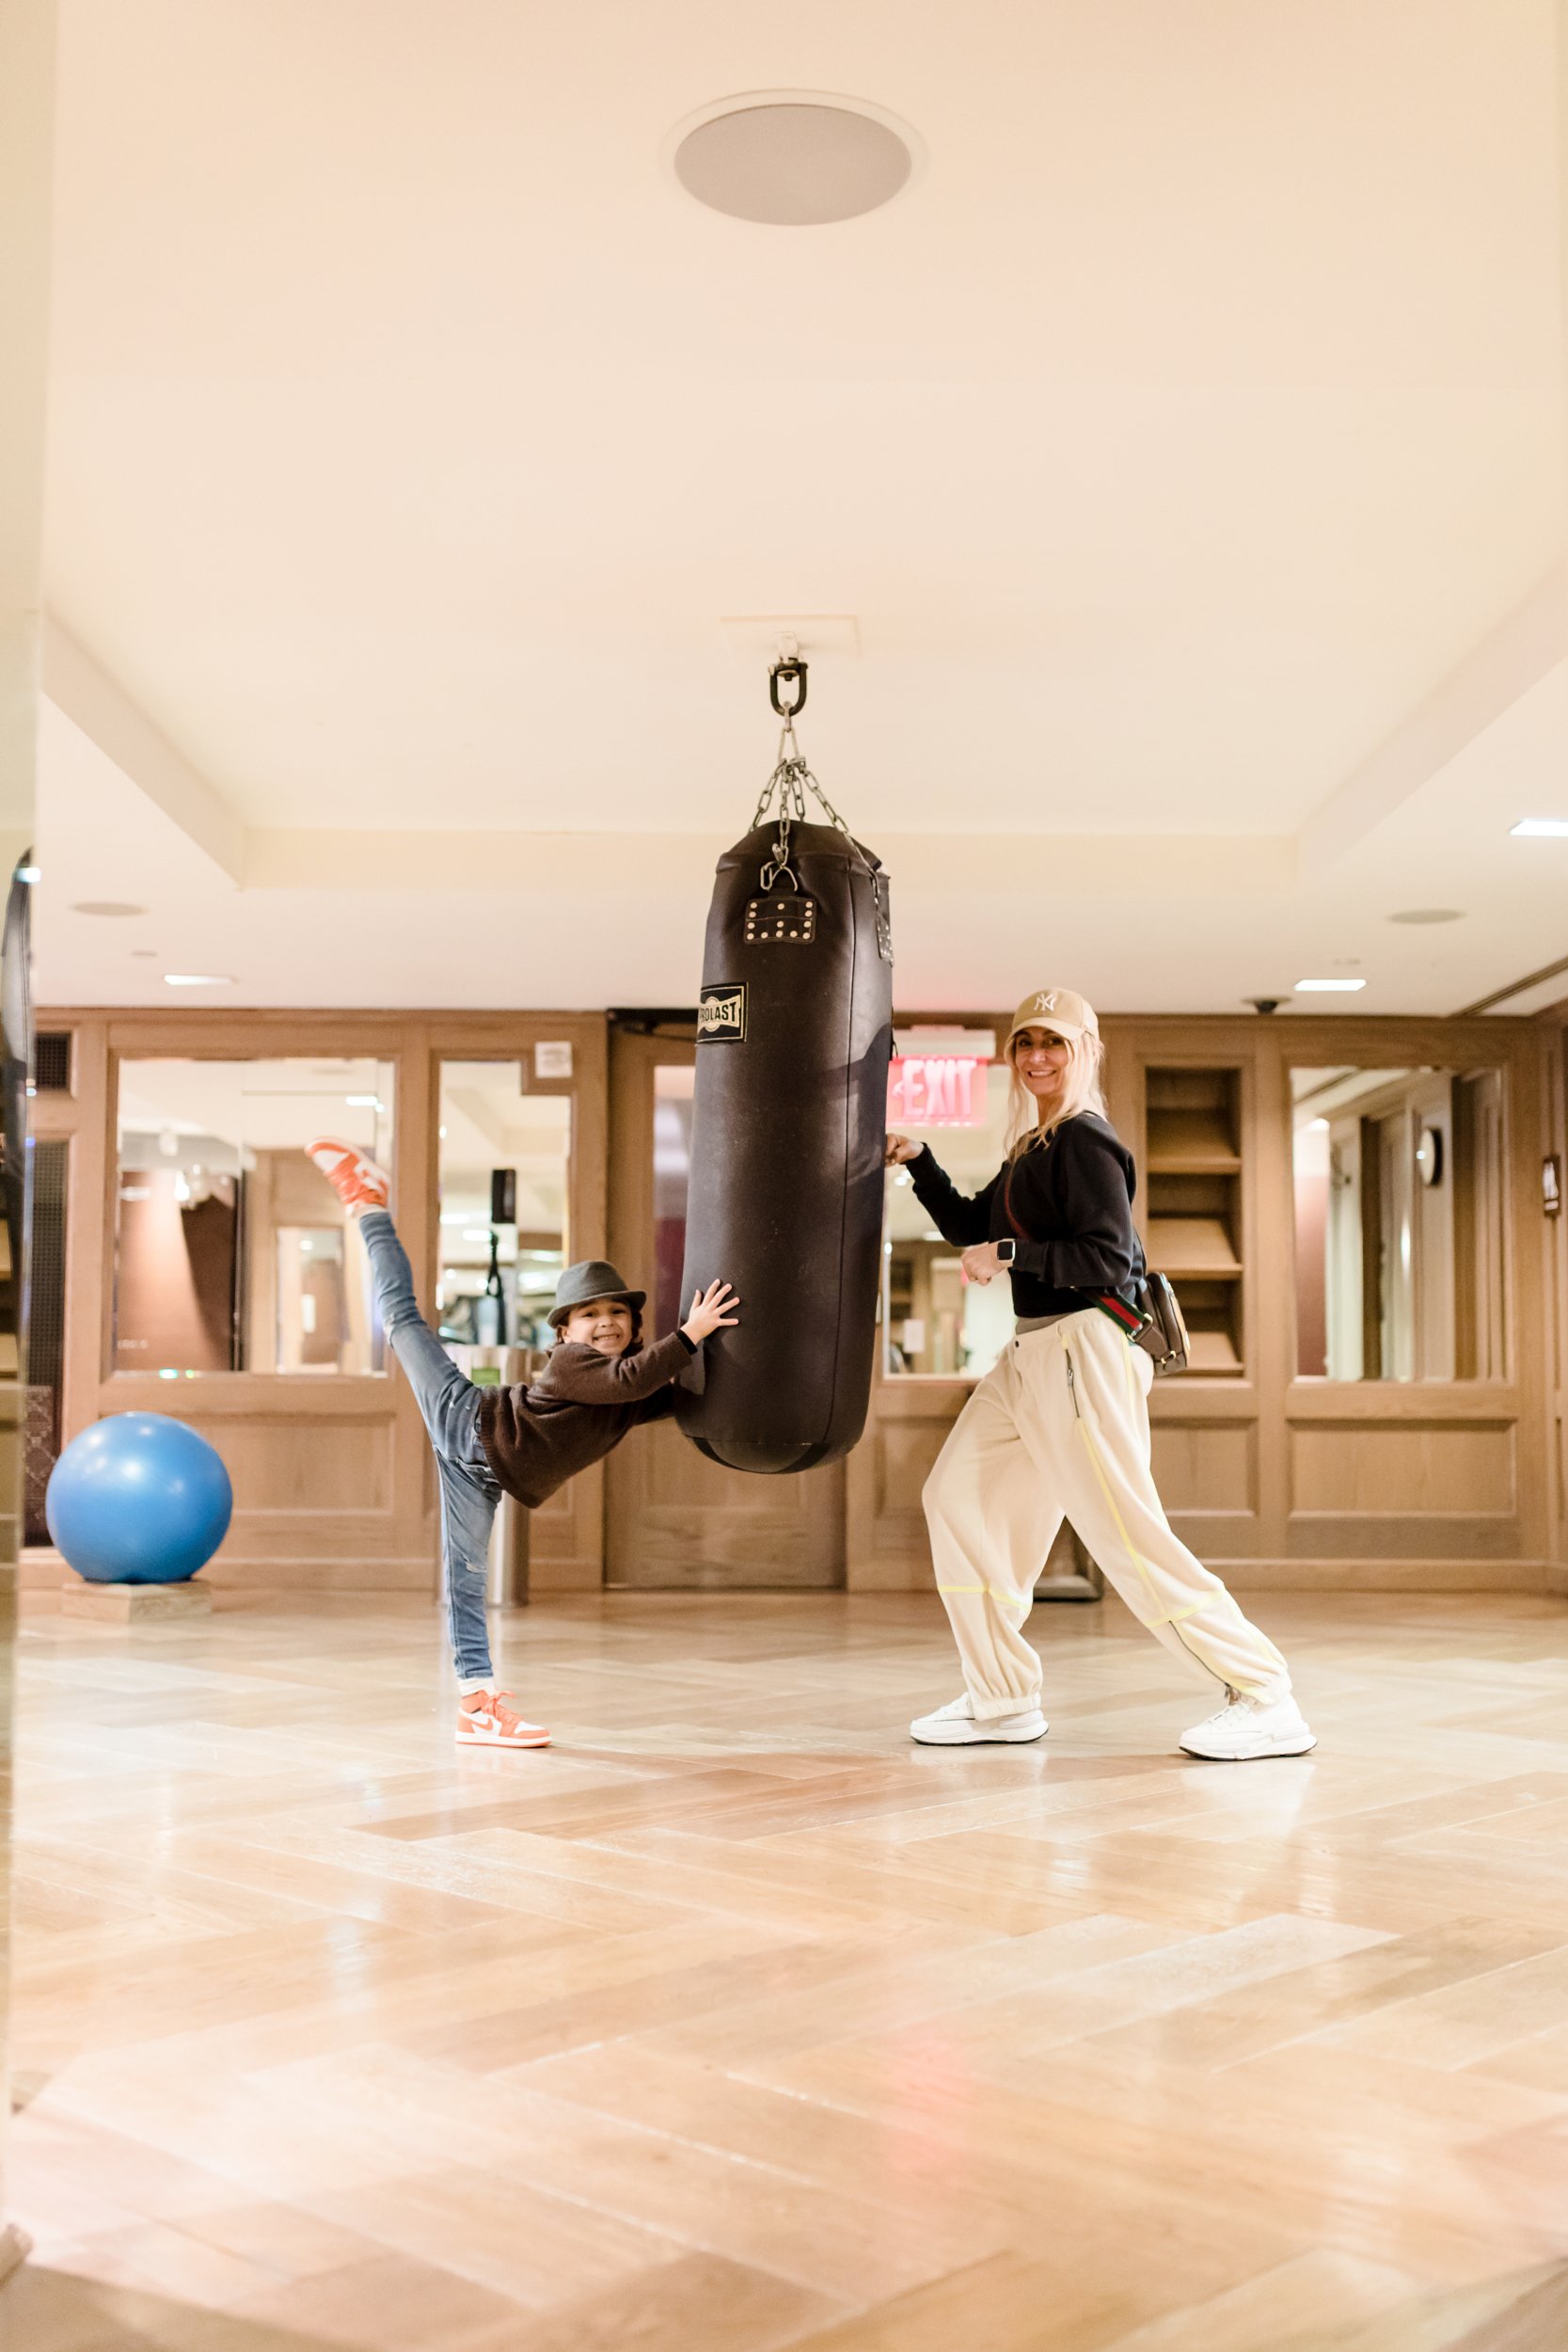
[477,1329,699,1508]
[909,1112,1141,1319]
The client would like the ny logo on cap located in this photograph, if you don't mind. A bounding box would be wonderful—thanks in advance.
[1033,991,1059,1014]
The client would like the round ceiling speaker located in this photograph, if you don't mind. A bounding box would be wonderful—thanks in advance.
[670,92,922,226]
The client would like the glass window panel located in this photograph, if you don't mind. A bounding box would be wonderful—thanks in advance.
[652,1065,694,1341]
[276,1227,348,1371]
[885,1057,1013,1378]
[1291,1066,1507,1382]
[436,1064,571,1355]
[114,1057,394,1375]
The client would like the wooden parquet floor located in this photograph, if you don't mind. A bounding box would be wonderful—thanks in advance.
[7,1588,1568,2352]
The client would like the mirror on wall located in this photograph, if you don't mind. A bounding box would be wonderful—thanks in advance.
[1291,1066,1507,1381]
[884,1032,1013,1378]
[651,1064,693,1342]
[436,1064,571,1353]
[114,1058,395,1375]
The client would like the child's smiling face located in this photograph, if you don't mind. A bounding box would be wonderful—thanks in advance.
[561,1296,635,1356]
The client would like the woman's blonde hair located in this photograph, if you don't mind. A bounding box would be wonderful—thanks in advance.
[1005,1029,1107,1161]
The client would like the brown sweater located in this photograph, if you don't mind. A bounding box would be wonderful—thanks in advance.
[475,1329,699,1508]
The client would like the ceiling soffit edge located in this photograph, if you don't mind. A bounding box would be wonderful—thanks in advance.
[1298,564,1568,873]
[239,828,1298,894]
[41,620,244,884]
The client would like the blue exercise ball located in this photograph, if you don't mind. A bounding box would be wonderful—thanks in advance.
[47,1413,233,1584]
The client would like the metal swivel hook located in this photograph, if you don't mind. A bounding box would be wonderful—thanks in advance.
[768,657,808,721]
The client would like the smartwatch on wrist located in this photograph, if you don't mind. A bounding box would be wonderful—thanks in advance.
[996,1238,1017,1264]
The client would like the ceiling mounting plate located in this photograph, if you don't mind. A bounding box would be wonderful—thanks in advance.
[720,614,861,667]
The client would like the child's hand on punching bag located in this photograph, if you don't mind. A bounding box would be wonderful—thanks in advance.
[885,1134,923,1166]
[683,1280,740,1343]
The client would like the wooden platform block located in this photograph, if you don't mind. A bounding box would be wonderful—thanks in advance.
[59,1578,214,1622]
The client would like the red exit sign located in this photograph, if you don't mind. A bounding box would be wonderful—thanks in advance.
[888,1054,991,1127]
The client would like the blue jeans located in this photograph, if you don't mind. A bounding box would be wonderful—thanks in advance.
[361,1210,500,1683]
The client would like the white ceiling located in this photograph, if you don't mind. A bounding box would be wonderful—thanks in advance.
[36,0,1568,1016]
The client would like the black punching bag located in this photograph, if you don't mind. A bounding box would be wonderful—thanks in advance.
[676,814,894,1473]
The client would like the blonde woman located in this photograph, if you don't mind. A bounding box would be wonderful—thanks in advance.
[887,988,1314,1761]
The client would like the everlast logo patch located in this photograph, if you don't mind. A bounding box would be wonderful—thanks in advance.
[698,984,746,1042]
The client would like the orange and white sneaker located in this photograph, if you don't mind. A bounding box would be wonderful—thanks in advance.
[306,1136,390,1214]
[457,1689,550,1749]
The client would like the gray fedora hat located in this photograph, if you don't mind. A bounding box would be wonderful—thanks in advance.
[548,1259,646,1328]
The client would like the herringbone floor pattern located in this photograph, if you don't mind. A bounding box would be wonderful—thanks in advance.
[7,1589,1568,2352]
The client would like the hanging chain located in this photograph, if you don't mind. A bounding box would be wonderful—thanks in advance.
[752,710,859,886]
[748,675,894,962]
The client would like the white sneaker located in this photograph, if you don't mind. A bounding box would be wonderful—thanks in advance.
[910,1695,1047,1746]
[1180,1689,1316,1760]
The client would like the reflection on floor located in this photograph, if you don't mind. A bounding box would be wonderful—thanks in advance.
[8,1588,1568,2352]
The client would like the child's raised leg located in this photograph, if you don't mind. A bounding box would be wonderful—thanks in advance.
[307,1142,547,1750]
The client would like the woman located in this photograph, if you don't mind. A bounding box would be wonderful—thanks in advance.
[888,988,1314,1761]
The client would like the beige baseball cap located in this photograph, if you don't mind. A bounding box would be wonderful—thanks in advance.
[1005,987,1100,1051]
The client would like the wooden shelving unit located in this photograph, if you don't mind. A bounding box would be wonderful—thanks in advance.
[1144,1216,1240,1278]
[1145,1067,1243,1374]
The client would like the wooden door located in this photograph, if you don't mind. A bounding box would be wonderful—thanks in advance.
[605,1025,845,1587]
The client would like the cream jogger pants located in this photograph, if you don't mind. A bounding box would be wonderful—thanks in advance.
[923,1309,1291,1720]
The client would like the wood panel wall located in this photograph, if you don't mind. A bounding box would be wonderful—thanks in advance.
[1532,994,1568,1598]
[34,1009,609,1596]
[35,1001,1568,1599]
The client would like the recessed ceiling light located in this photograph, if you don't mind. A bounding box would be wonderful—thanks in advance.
[670,91,923,226]
[163,973,235,988]
[1296,977,1367,993]
[344,1094,384,1110]
[1387,908,1464,925]
[1511,818,1568,837]
[72,899,148,918]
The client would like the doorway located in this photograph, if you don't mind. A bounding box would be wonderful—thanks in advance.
[605,1023,845,1587]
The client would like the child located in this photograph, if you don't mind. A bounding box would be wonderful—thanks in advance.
[307,1138,738,1749]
